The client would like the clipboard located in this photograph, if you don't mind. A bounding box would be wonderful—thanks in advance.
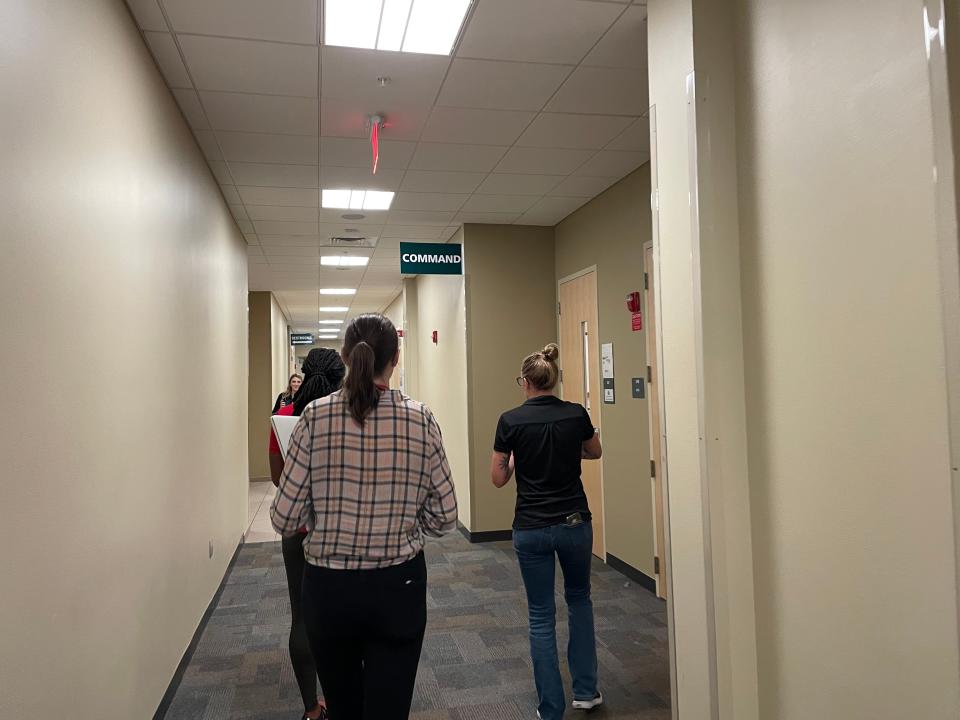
[270,415,299,460]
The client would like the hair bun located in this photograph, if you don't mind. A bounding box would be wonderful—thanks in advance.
[542,343,560,362]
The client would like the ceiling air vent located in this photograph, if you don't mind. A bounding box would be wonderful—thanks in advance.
[327,235,377,248]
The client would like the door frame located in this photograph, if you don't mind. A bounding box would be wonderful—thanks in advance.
[557,266,607,562]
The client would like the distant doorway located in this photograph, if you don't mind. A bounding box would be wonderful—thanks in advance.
[558,268,605,559]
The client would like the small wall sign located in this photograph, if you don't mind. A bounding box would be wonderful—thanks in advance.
[400,242,463,275]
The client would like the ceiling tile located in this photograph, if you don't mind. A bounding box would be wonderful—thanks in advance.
[545,66,648,115]
[381,226,446,239]
[437,59,571,111]
[320,166,404,191]
[199,91,318,136]
[548,175,619,197]
[228,162,319,188]
[393,192,469,212]
[455,211,522,224]
[460,195,539,214]
[216,131,318,164]
[321,101,429,142]
[179,35,318,97]
[246,205,320,222]
[582,5,648,69]
[421,107,535,146]
[495,147,594,175]
[317,209,389,224]
[475,173,563,195]
[259,234,323,246]
[386,210,457,226]
[321,47,447,106]
[162,0,319,44]
[516,113,633,150]
[457,0,621,64]
[243,233,259,244]
[192,129,223,161]
[263,245,324,257]
[573,149,648,177]
[253,220,320,235]
[236,219,255,234]
[208,161,233,184]
[171,88,209,129]
[320,137,415,169]
[220,185,241,204]
[516,196,588,225]
[229,204,249,221]
[408,143,508,173]
[606,116,650,151]
[238,186,319,207]
[400,171,487,194]
[125,0,167,31]
[143,32,192,88]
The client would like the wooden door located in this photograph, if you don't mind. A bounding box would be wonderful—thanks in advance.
[644,243,667,599]
[559,271,605,559]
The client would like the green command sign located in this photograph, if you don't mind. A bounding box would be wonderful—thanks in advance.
[400,242,463,275]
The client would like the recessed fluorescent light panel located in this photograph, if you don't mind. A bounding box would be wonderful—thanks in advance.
[320,288,357,295]
[324,0,471,56]
[321,255,370,267]
[318,320,344,325]
[319,306,349,312]
[322,189,394,211]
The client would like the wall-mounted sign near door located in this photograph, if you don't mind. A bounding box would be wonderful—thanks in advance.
[400,242,463,275]
[290,333,314,346]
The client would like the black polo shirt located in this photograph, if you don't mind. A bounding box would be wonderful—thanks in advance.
[494,395,596,530]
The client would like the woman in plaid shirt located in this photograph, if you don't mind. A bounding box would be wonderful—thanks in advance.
[271,313,458,720]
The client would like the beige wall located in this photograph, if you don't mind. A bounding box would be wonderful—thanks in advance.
[0,1,249,718]
[555,169,655,575]
[248,291,290,480]
[734,0,960,716]
[382,291,405,391]
[463,224,557,533]
[647,2,716,715]
[414,260,471,529]
[270,294,291,401]
[248,292,273,480]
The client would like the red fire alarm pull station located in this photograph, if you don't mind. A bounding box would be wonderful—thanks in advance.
[626,291,642,331]
[397,329,404,338]
[432,330,438,344]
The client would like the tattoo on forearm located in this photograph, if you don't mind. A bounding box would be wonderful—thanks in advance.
[498,454,510,471]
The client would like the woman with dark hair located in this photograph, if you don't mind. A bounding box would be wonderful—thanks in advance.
[273,373,303,413]
[271,314,458,720]
[268,348,345,720]
[491,344,603,720]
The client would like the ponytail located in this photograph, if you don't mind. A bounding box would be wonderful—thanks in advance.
[341,314,400,424]
[343,341,378,423]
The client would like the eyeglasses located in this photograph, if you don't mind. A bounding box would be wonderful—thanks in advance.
[515,376,525,386]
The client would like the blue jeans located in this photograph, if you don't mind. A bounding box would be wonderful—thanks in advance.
[513,521,598,720]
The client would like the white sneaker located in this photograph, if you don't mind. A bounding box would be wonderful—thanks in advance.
[572,692,604,710]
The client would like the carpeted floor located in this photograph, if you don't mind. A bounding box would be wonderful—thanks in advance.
[163,532,671,719]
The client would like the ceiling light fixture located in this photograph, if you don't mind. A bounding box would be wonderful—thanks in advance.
[324,0,472,56]
[319,306,349,312]
[321,256,370,267]
[322,189,395,211]
[320,288,357,295]
[318,320,344,325]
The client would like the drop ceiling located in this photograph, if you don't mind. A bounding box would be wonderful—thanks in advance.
[125,0,650,333]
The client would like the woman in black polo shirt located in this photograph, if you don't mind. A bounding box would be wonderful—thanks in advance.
[491,343,603,720]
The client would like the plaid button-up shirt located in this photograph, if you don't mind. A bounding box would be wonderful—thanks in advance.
[270,389,458,569]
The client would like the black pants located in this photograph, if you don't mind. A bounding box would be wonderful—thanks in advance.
[302,554,427,720]
[281,533,320,711]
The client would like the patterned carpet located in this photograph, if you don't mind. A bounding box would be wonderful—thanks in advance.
[163,532,671,720]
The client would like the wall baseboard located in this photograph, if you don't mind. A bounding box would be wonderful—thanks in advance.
[606,552,658,595]
[249,475,271,483]
[153,538,243,720]
[458,522,513,543]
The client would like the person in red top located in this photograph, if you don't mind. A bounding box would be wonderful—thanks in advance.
[268,347,346,720]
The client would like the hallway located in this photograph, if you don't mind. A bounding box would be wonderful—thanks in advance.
[163,485,670,720]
